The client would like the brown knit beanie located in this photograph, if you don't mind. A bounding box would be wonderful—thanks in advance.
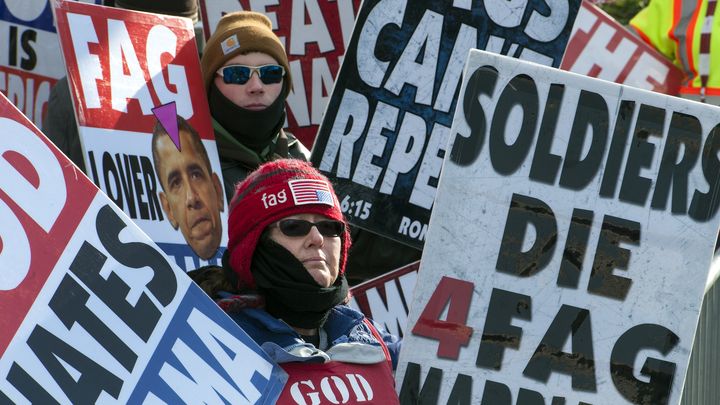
[115,0,199,23]
[201,11,291,97]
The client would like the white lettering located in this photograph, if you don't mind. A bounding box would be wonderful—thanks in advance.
[146,25,193,118]
[569,21,636,81]
[66,13,102,109]
[525,0,569,42]
[485,0,525,29]
[6,73,24,113]
[0,118,66,233]
[365,278,408,337]
[311,57,334,125]
[290,374,374,404]
[380,112,425,195]
[107,19,154,114]
[0,198,31,290]
[356,0,406,88]
[352,102,396,188]
[410,123,450,209]
[397,215,427,240]
[398,216,410,235]
[159,309,273,404]
[384,10,442,105]
[287,59,310,126]
[319,89,368,178]
[320,376,350,403]
[290,380,321,405]
[624,53,670,90]
[434,23,477,113]
[291,0,334,55]
[348,373,373,401]
[336,0,356,49]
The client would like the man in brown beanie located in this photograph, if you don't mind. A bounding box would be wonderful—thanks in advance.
[200,11,310,201]
[201,11,421,286]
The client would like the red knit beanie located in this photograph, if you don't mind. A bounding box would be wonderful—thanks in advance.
[227,159,350,289]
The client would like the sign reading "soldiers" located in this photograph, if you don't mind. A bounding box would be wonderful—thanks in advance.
[396,50,720,404]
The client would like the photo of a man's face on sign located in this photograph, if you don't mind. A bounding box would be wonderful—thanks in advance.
[151,115,225,259]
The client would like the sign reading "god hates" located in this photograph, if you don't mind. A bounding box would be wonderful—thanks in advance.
[311,0,581,249]
[396,50,720,404]
[0,89,286,403]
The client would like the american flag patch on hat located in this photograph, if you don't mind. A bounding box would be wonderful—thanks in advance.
[221,34,240,55]
[289,179,334,206]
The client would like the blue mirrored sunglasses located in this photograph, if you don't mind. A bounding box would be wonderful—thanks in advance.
[216,64,285,85]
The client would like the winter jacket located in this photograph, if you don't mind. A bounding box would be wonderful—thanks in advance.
[213,118,310,201]
[225,304,401,370]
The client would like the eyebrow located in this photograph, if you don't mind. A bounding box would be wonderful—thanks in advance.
[166,168,181,186]
[187,162,208,177]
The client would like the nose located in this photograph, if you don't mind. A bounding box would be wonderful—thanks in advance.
[304,225,324,248]
[245,73,265,93]
[185,181,201,209]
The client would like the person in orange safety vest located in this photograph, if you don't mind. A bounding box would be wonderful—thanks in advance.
[630,0,720,103]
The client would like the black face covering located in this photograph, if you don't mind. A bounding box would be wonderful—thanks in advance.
[209,81,286,152]
[251,236,348,330]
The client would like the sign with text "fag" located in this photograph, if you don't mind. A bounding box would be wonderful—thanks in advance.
[396,49,720,404]
[55,0,228,271]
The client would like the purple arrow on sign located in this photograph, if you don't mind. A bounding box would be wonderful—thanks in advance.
[151,102,181,151]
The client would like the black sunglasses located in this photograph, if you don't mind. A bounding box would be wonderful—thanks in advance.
[217,64,285,85]
[274,219,345,237]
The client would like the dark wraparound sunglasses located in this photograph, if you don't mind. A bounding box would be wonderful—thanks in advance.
[273,219,345,237]
[217,64,285,85]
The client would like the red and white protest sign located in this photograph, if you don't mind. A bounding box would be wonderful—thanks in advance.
[0,0,101,126]
[562,0,683,95]
[0,90,287,403]
[199,0,361,148]
[349,261,418,338]
[54,0,227,271]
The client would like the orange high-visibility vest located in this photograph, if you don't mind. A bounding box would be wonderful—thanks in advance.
[631,0,720,102]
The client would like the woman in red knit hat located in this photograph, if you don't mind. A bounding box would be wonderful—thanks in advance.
[191,158,400,403]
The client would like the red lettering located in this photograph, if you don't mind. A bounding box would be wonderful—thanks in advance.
[411,276,474,359]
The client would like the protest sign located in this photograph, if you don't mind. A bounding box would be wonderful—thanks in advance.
[311,0,581,249]
[562,0,683,95]
[349,261,418,338]
[0,0,100,127]
[198,0,360,148]
[0,90,287,403]
[395,49,720,404]
[54,0,228,271]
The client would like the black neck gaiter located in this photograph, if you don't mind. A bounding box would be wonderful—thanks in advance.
[209,81,286,153]
[251,237,348,330]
